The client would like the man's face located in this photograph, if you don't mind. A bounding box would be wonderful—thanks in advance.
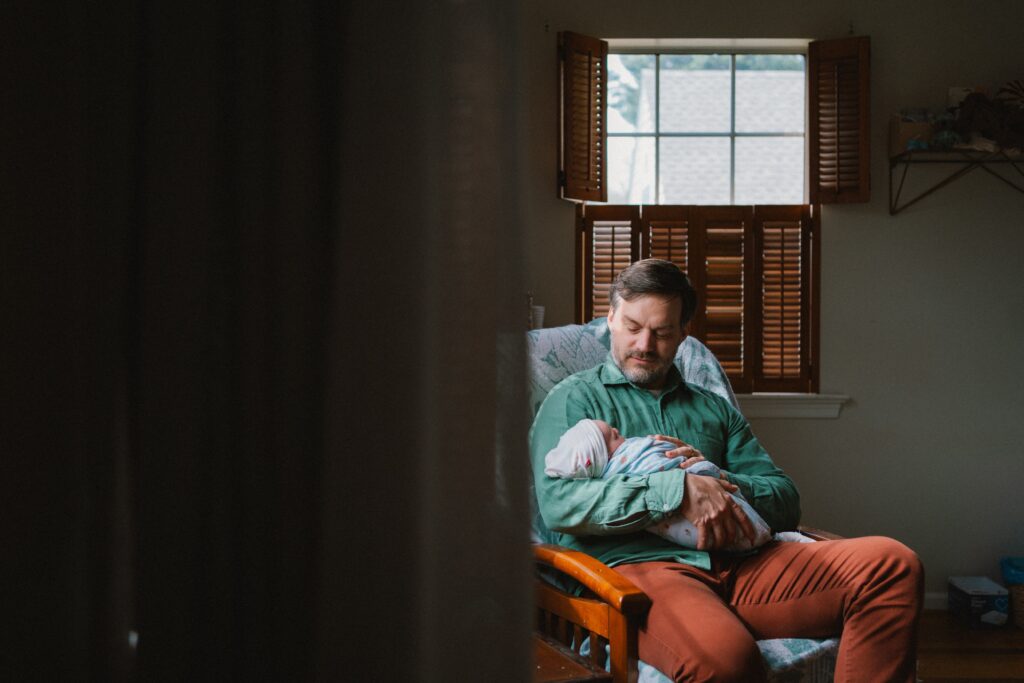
[607,294,686,390]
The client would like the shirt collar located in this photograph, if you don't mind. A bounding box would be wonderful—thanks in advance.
[599,353,685,394]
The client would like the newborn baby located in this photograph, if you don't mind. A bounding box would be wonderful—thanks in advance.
[544,418,772,551]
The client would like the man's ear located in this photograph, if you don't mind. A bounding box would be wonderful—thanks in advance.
[606,304,617,325]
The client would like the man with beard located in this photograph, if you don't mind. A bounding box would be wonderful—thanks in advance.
[529,259,923,682]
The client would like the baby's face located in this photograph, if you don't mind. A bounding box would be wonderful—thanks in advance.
[594,420,626,455]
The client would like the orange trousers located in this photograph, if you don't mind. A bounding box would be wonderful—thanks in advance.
[614,536,924,682]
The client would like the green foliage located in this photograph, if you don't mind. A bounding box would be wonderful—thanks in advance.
[608,55,654,130]
[659,54,730,71]
[736,54,805,71]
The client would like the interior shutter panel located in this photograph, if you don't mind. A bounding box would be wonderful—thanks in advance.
[642,205,691,274]
[559,31,607,202]
[693,207,754,393]
[641,206,694,334]
[809,36,870,203]
[753,205,816,392]
[579,205,639,322]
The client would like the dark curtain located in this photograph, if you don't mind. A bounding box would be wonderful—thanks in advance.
[2,1,529,681]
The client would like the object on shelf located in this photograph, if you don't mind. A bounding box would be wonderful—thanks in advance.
[531,305,545,330]
[952,91,1024,151]
[948,576,1009,628]
[1001,557,1024,629]
[526,292,546,330]
[889,115,935,157]
[996,79,1024,110]
[960,132,1001,153]
[948,86,977,109]
[930,129,961,151]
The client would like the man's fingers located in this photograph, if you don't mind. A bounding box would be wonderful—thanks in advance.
[677,455,705,469]
[718,511,736,548]
[696,519,715,550]
[733,500,758,544]
[651,434,686,447]
[682,474,749,550]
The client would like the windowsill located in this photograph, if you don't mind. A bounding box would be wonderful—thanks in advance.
[736,393,849,419]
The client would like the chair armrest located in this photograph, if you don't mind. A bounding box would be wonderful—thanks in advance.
[533,544,651,616]
[797,525,844,541]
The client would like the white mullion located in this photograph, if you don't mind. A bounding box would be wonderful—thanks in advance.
[730,54,736,205]
[655,54,661,205]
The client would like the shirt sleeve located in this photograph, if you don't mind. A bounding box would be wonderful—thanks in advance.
[718,403,801,532]
[529,379,685,536]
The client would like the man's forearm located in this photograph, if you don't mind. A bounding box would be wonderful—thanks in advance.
[535,469,686,536]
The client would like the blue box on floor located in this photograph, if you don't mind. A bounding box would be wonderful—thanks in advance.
[948,576,1009,627]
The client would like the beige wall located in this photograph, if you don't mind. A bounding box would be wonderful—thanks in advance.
[520,0,1024,598]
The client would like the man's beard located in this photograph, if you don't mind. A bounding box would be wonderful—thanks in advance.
[615,349,673,388]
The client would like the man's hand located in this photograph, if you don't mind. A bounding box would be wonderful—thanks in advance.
[680,472,758,551]
[649,433,718,474]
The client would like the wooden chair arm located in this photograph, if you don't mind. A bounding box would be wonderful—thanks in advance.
[797,525,844,541]
[533,544,651,616]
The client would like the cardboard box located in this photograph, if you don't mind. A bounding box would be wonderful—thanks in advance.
[948,576,1009,627]
[889,116,935,157]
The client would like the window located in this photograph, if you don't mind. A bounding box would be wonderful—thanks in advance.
[607,52,806,205]
[558,33,870,393]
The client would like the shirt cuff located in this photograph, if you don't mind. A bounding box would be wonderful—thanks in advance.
[644,468,686,518]
[724,472,754,502]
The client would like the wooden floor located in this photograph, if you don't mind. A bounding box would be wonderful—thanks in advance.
[918,610,1024,682]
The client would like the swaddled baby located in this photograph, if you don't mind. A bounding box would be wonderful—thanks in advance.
[544,418,772,551]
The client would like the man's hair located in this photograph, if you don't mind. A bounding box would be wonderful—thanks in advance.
[609,259,698,328]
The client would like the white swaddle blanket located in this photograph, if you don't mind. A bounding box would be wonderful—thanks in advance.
[545,419,772,551]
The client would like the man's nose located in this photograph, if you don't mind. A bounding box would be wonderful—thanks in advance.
[637,329,656,351]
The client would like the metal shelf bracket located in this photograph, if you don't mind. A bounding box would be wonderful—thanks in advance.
[888,150,1024,215]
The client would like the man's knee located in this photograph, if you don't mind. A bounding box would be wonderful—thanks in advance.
[865,536,922,575]
[857,536,924,602]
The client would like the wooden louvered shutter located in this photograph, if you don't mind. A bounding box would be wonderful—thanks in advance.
[809,36,870,203]
[753,205,817,392]
[559,31,607,202]
[577,204,820,393]
[692,207,755,393]
[641,205,691,275]
[578,205,639,321]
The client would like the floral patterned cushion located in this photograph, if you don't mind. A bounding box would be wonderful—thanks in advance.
[529,319,839,683]
[583,637,838,683]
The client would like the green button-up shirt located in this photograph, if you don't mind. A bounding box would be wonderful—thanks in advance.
[529,355,800,570]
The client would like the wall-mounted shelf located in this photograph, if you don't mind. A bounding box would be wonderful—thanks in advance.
[888,149,1024,215]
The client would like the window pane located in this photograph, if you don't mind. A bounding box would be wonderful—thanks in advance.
[734,137,804,204]
[608,54,656,133]
[607,136,655,204]
[735,54,805,133]
[660,137,730,204]
[659,54,731,133]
